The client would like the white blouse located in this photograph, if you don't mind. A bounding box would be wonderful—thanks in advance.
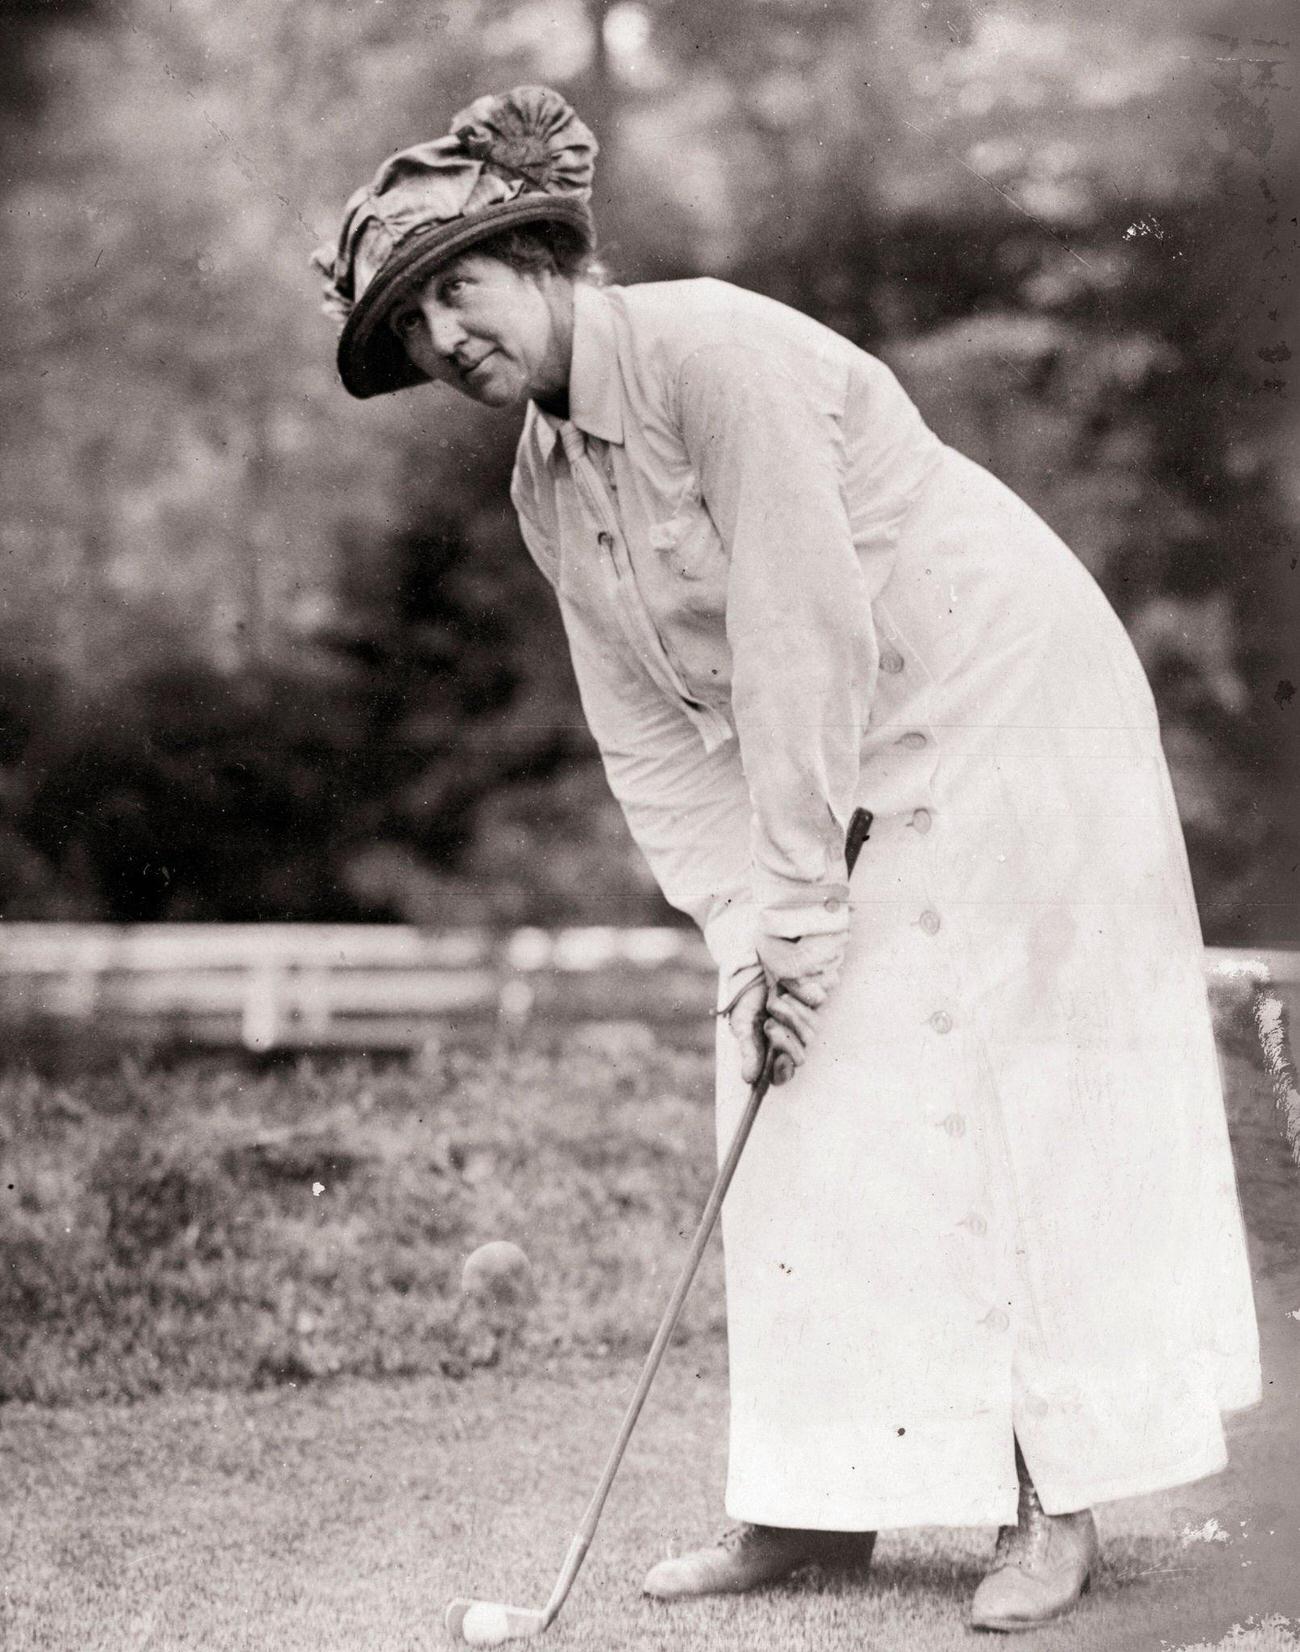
[510,277,943,980]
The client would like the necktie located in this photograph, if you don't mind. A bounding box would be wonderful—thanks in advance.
[558,419,587,470]
[560,420,619,499]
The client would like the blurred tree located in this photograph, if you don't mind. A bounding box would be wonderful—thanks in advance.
[0,0,1293,938]
[0,0,100,141]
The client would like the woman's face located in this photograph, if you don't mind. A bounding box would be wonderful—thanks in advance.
[389,254,572,408]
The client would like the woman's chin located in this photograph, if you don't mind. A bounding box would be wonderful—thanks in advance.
[472,382,520,408]
[459,370,523,409]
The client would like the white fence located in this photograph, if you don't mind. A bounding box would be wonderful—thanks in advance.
[0,924,1296,1053]
[0,924,715,1050]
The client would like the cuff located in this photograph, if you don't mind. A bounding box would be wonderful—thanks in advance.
[758,882,852,941]
[703,898,761,996]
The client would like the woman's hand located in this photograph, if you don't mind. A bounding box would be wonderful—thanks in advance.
[757,931,848,1012]
[728,976,821,1086]
[723,932,848,1086]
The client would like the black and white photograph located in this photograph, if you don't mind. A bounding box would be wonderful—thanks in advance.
[1,2,1297,1648]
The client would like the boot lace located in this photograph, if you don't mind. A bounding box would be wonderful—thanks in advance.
[991,1522,1023,1568]
[992,1475,1054,1573]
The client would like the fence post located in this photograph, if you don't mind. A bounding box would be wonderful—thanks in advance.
[242,961,284,1052]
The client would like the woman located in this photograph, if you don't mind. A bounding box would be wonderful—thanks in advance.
[313,86,1260,1630]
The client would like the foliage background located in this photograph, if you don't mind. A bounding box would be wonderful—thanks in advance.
[1,0,1296,941]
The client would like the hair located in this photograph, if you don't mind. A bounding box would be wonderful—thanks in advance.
[468,221,606,285]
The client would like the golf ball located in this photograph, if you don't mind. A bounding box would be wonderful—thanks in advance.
[460,1603,512,1646]
[460,1241,535,1306]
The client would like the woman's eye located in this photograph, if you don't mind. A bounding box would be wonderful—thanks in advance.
[396,311,420,333]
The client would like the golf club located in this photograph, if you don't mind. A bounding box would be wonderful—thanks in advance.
[444,807,873,1646]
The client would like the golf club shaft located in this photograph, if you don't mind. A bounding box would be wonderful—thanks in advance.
[540,805,873,1625]
[540,1050,777,1623]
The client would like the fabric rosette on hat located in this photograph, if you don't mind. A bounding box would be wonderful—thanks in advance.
[312,84,598,399]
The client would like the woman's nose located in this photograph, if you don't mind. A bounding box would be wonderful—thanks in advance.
[423,300,466,360]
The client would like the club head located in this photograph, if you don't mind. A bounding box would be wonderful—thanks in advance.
[445,1598,548,1645]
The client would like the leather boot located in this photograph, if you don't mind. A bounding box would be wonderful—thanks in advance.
[642,1523,876,1600]
[970,1460,1099,1632]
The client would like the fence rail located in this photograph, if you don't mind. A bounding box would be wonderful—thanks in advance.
[0,923,715,1050]
[1,924,1296,1053]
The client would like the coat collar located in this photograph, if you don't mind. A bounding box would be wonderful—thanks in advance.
[531,282,624,460]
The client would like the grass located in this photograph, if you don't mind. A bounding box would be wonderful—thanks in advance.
[2,982,1299,1648]
[0,1022,724,1402]
[2,1342,1298,1651]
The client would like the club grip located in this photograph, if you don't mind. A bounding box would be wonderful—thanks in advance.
[845,806,873,877]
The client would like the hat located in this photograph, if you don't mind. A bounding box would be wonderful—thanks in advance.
[313,85,598,399]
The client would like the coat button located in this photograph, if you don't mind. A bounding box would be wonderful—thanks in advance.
[982,1308,1010,1333]
[919,909,941,935]
[880,649,904,674]
[824,896,844,914]
[962,1212,988,1236]
[930,1010,954,1034]
[942,1112,966,1138]
[898,730,927,750]
[910,807,932,834]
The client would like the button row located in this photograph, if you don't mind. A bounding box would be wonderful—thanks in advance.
[942,1166,1001,1348]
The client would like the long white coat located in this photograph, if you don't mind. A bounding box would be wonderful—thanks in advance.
[511,278,1260,1528]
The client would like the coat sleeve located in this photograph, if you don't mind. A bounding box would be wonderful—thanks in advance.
[675,340,876,945]
[511,444,761,986]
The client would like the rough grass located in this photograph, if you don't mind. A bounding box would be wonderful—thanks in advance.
[4,981,1293,1406]
[0,1023,725,1403]
[3,981,1297,1408]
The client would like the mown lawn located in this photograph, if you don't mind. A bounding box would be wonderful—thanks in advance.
[2,987,1299,1649]
[2,1332,1298,1652]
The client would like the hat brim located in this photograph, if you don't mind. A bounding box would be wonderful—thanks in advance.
[337,195,594,399]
